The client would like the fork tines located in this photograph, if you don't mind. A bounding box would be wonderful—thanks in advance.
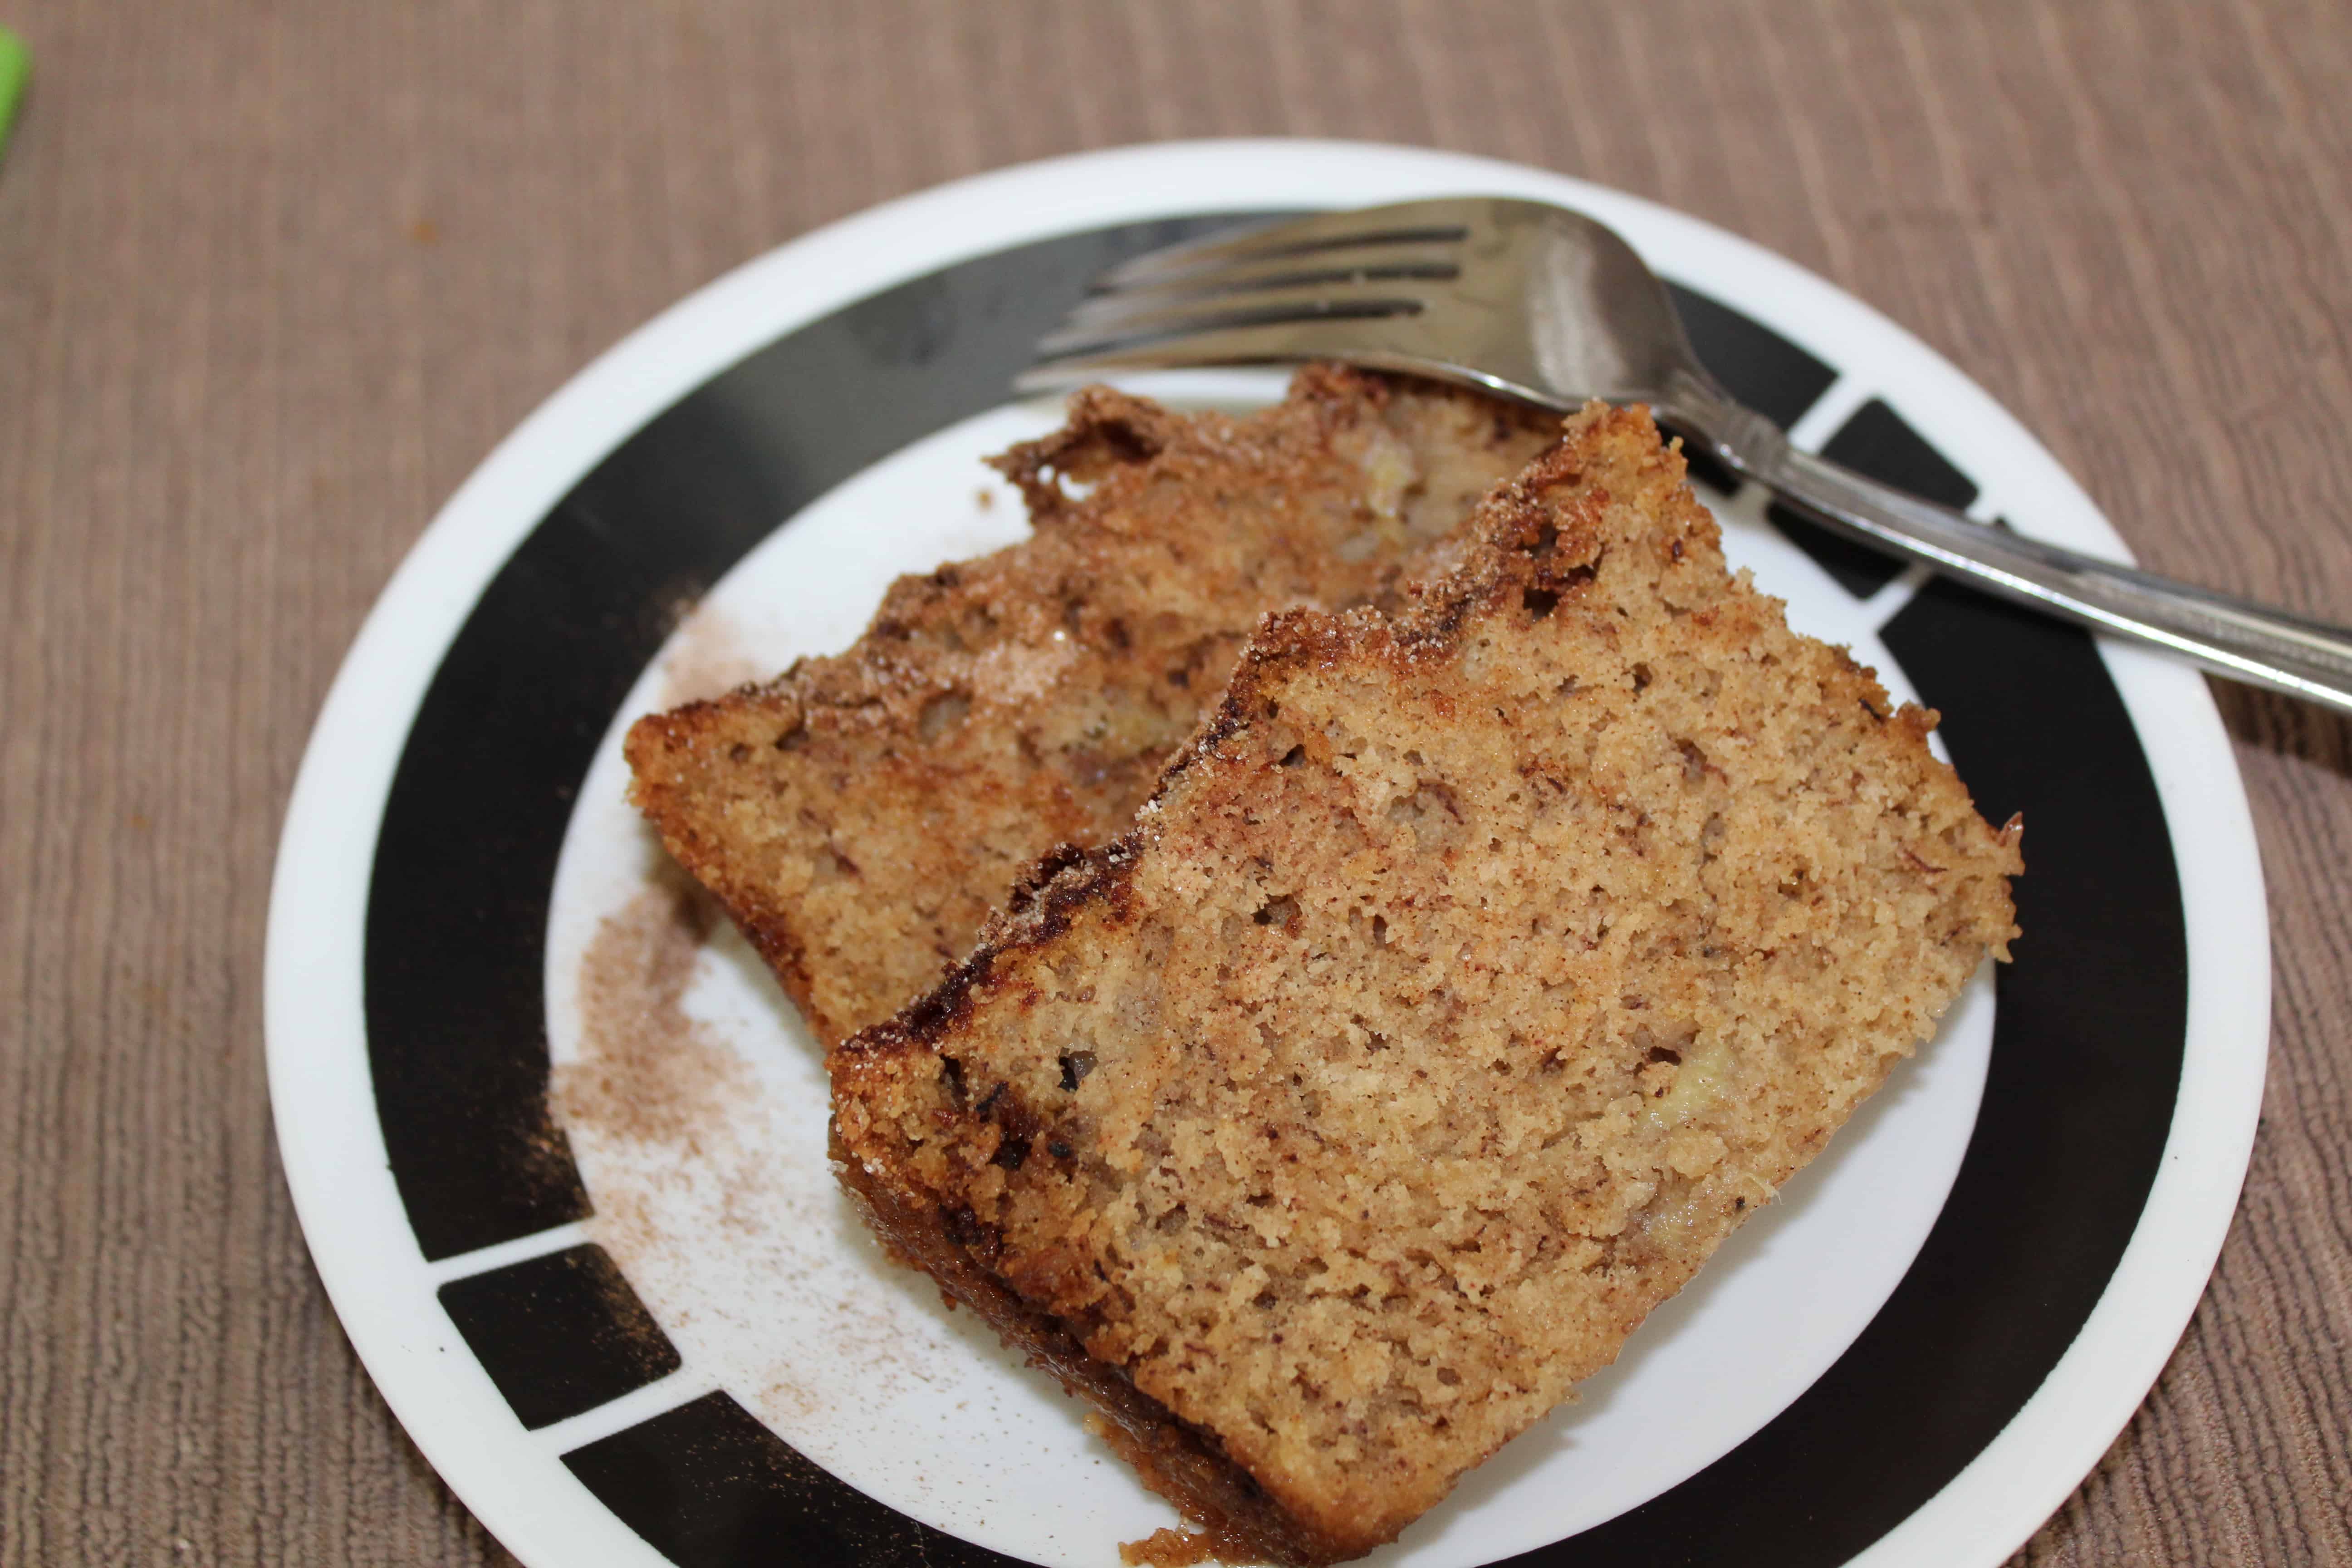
[1019,203,1476,389]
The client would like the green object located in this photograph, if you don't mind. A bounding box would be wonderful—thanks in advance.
[0,27,26,167]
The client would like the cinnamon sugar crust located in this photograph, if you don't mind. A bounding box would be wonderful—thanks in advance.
[625,367,1557,1045]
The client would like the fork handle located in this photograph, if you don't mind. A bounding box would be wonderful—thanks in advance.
[1665,377,2352,715]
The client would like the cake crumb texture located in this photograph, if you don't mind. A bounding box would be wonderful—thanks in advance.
[831,403,2022,1563]
[625,367,1557,1044]
[1120,1524,1260,1568]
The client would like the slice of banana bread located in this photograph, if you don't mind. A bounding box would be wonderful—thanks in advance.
[830,403,2023,1564]
[625,368,1557,1046]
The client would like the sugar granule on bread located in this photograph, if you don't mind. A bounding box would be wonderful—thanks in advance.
[625,367,1557,1045]
[829,403,2023,1564]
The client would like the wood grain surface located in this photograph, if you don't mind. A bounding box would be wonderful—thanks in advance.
[2,1,2347,1563]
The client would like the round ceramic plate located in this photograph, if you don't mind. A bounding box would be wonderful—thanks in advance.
[267,141,2269,1568]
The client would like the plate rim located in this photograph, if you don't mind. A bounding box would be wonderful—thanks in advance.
[265,137,2270,1568]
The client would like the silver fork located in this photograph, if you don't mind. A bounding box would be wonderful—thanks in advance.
[1016,197,2352,715]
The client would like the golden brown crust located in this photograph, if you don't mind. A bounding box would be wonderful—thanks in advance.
[625,368,1558,1045]
[833,403,2023,1562]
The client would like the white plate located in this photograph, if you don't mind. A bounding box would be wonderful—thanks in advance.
[267,140,2269,1568]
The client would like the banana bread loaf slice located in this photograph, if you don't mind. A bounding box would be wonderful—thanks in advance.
[626,368,1556,1045]
[830,403,2023,1564]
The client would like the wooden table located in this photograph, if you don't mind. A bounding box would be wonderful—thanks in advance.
[3,1,2346,1563]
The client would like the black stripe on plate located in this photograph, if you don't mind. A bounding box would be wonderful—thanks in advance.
[1768,397,1981,597]
[562,1391,1023,1568]
[357,213,2189,1565]
[437,1243,682,1431]
[1664,282,1837,496]
[1505,576,2188,1567]
[363,214,1264,1262]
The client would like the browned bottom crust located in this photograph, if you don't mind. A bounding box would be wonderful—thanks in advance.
[833,1132,1355,1567]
